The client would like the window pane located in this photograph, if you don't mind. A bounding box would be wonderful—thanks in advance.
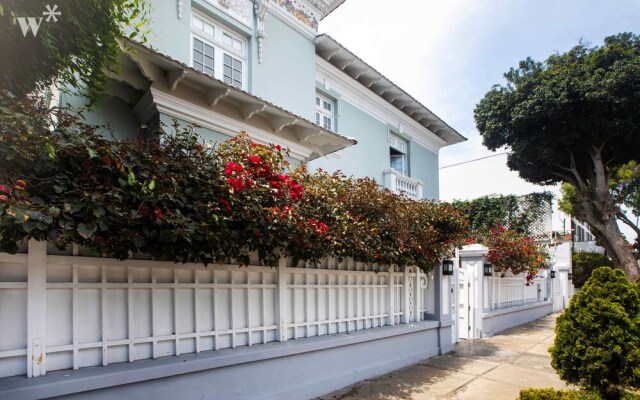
[223,33,233,46]
[192,16,204,30]
[224,54,232,65]
[233,59,242,70]
[323,101,331,111]
[224,76,232,85]
[316,112,320,124]
[232,70,242,81]
[316,97,320,106]
[193,38,203,51]
[205,44,214,57]
[204,56,214,68]
[204,24,214,37]
[233,39,242,51]
[193,61,203,72]
[193,50,203,63]
[205,66,214,76]
[224,65,232,77]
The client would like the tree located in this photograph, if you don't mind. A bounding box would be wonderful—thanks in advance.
[475,33,640,281]
[0,0,150,102]
[549,267,640,400]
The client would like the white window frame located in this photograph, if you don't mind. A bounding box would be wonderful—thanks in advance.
[315,93,335,131]
[190,12,247,90]
[389,132,409,176]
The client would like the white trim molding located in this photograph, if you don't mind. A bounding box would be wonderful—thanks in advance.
[150,88,315,162]
[316,58,447,154]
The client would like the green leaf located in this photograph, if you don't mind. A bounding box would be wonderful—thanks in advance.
[148,180,156,191]
[77,223,97,239]
[44,141,56,160]
[87,148,97,158]
[6,206,29,222]
[48,206,61,217]
[128,169,136,185]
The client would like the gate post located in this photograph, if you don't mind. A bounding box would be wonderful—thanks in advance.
[27,239,47,378]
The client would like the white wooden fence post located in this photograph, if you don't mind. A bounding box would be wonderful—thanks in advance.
[414,269,422,322]
[402,267,410,324]
[276,258,288,342]
[27,239,47,378]
[387,265,395,326]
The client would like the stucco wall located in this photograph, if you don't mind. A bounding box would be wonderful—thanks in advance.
[309,98,440,200]
[481,302,553,338]
[250,14,316,120]
[61,95,140,141]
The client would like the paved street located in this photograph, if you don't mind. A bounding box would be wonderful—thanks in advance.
[319,314,567,400]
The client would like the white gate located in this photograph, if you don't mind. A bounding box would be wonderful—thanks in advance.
[457,268,471,340]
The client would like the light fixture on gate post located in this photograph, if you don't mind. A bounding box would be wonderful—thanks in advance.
[568,272,573,280]
[442,259,454,275]
[550,270,556,279]
[483,263,493,277]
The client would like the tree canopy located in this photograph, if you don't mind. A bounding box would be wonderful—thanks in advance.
[0,0,150,102]
[475,33,640,281]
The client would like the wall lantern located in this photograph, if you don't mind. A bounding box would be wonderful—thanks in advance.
[442,259,454,275]
[568,272,573,280]
[550,270,556,279]
[483,263,493,277]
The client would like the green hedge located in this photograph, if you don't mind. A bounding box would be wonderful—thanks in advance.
[0,92,467,268]
[572,252,614,288]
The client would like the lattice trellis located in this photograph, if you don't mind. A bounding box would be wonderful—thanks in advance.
[517,194,552,242]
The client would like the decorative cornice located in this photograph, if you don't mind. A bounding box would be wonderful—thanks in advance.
[266,6,316,41]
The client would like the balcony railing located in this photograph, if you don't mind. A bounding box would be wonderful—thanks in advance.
[383,169,424,200]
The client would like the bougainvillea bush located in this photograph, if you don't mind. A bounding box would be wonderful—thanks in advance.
[484,226,548,283]
[0,92,467,269]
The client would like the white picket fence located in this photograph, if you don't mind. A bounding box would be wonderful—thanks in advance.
[488,270,550,310]
[0,240,433,379]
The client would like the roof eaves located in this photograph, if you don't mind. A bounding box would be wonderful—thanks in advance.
[315,34,466,146]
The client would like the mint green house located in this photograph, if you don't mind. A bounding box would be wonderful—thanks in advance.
[0,2,470,399]
[72,0,464,201]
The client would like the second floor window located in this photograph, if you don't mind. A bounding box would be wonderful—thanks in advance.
[389,133,408,176]
[191,13,246,89]
[315,93,334,131]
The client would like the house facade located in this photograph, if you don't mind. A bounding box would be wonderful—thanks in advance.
[0,1,482,399]
[69,0,464,200]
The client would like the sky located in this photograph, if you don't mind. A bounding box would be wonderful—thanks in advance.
[320,0,640,235]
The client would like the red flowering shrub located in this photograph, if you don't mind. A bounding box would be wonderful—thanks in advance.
[485,226,548,283]
[0,92,467,269]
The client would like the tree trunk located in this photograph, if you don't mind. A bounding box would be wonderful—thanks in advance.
[595,219,639,282]
[574,192,640,282]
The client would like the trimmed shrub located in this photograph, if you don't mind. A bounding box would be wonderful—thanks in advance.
[572,252,614,288]
[0,93,468,268]
[517,388,581,400]
[549,267,640,400]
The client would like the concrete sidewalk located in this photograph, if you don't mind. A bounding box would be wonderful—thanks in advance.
[318,314,567,400]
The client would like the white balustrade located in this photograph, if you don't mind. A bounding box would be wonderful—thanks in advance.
[489,270,549,310]
[383,169,424,200]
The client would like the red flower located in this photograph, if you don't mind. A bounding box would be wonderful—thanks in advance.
[225,162,244,176]
[254,231,262,238]
[153,207,164,220]
[5,133,13,141]
[0,195,7,202]
[275,144,282,151]
[247,155,262,165]
[0,185,11,194]
[251,143,257,148]
[227,177,246,192]
[166,210,174,217]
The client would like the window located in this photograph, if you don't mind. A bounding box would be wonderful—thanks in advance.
[389,133,408,176]
[191,13,246,89]
[315,93,334,131]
